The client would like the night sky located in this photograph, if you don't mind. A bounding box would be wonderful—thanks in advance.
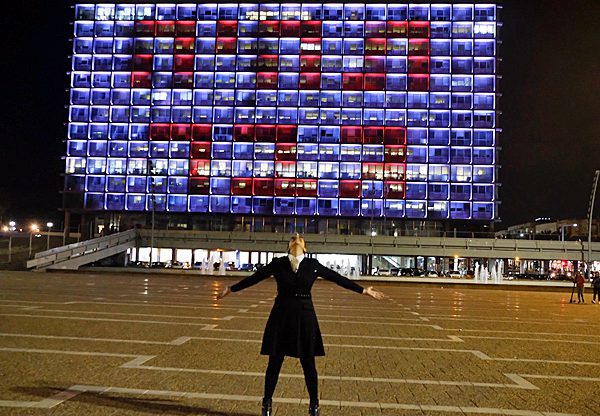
[1,1,598,227]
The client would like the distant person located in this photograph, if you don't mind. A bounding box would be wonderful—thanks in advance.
[592,272,600,304]
[217,234,385,416]
[575,271,585,303]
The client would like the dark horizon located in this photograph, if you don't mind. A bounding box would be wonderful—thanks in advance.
[1,1,599,228]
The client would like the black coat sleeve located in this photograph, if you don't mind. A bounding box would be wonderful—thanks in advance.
[315,261,364,294]
[230,259,277,293]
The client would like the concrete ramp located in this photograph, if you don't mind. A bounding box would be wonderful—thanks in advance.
[27,230,137,271]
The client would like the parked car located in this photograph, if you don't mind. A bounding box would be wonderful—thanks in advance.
[239,263,254,271]
[225,261,237,271]
[165,260,186,269]
[447,271,462,279]
[192,261,204,270]
[425,270,439,277]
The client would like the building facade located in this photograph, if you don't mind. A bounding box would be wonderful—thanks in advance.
[64,3,500,236]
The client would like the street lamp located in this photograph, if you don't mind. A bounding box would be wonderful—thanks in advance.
[46,222,54,251]
[7,221,15,263]
[29,224,39,259]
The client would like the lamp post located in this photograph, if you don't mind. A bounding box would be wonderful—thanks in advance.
[148,160,156,268]
[46,222,54,251]
[29,223,39,259]
[586,170,600,278]
[7,221,15,263]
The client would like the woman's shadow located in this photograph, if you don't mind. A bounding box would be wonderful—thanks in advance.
[14,386,256,415]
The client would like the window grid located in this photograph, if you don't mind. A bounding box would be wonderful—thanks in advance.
[68,3,498,219]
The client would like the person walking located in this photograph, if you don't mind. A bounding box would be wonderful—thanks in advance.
[217,234,385,416]
[575,271,585,303]
[592,272,600,304]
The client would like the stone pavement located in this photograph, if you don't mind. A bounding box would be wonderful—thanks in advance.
[0,270,598,416]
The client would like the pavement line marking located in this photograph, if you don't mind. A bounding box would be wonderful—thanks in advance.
[120,356,540,390]
[458,335,600,346]
[0,308,234,321]
[0,388,83,409]
[0,347,140,358]
[11,384,578,415]
[0,333,189,346]
[0,313,227,327]
[444,328,600,339]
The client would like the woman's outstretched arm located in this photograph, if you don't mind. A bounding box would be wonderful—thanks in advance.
[217,260,277,299]
[315,261,385,300]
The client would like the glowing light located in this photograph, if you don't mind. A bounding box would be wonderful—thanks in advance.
[47,222,54,228]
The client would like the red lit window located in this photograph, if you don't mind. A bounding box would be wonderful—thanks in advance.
[384,146,406,162]
[258,55,279,70]
[300,38,321,54]
[171,124,191,141]
[134,20,155,36]
[150,124,170,140]
[301,21,321,36]
[362,163,384,180]
[387,21,407,37]
[259,21,280,36]
[300,55,321,71]
[190,161,210,177]
[281,21,300,37]
[274,179,296,196]
[384,127,406,145]
[339,180,361,198]
[174,38,195,54]
[299,72,321,89]
[341,127,363,144]
[234,125,255,141]
[365,38,387,55]
[192,124,212,141]
[408,56,430,73]
[174,55,194,71]
[189,177,210,193]
[133,55,153,71]
[217,20,238,36]
[176,21,196,36]
[216,37,237,54]
[384,181,405,199]
[364,56,385,72]
[255,125,276,142]
[231,178,253,196]
[363,127,384,144]
[257,72,278,89]
[343,73,364,90]
[296,179,317,197]
[253,178,274,196]
[277,125,298,143]
[408,21,430,38]
[364,73,386,90]
[275,144,297,160]
[156,21,175,36]
[131,72,151,88]
[408,74,429,91]
[191,142,211,159]
[384,163,405,180]
[173,72,193,88]
[408,39,430,56]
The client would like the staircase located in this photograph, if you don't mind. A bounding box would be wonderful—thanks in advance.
[27,229,137,271]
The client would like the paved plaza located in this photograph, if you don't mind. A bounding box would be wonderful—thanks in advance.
[0,271,598,416]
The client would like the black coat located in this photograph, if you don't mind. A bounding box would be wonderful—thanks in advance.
[231,256,364,358]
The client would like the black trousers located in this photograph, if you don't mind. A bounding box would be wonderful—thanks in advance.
[264,354,318,405]
[594,287,599,301]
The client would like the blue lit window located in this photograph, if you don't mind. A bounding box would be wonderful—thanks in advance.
[318,198,338,215]
[277,108,298,124]
[168,177,188,194]
[252,197,273,215]
[473,130,494,146]
[473,202,493,220]
[473,185,494,201]
[107,177,126,193]
[451,148,472,164]
[196,38,215,54]
[87,176,106,192]
[72,72,91,88]
[340,162,361,179]
[112,72,130,88]
[198,4,218,20]
[343,38,364,55]
[428,183,449,199]
[147,177,167,193]
[323,21,342,37]
[108,141,127,157]
[88,141,107,156]
[450,202,471,219]
[232,160,253,177]
[344,4,364,20]
[167,195,187,212]
[68,141,87,156]
[85,193,104,210]
[323,4,343,20]
[300,91,321,107]
[405,201,426,218]
[342,91,363,107]
[344,22,364,37]
[75,22,94,37]
[74,39,93,54]
[429,147,449,164]
[450,185,471,200]
[210,178,231,194]
[107,159,127,175]
[431,5,451,21]
[254,144,275,160]
[92,72,111,88]
[115,22,134,37]
[150,142,169,158]
[386,74,407,91]
[429,129,450,145]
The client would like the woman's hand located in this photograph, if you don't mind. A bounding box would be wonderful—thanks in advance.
[216,286,231,300]
[363,286,385,300]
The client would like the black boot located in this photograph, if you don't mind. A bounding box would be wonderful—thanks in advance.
[309,402,319,416]
[261,398,272,416]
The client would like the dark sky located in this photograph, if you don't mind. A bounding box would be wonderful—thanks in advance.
[1,1,598,227]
